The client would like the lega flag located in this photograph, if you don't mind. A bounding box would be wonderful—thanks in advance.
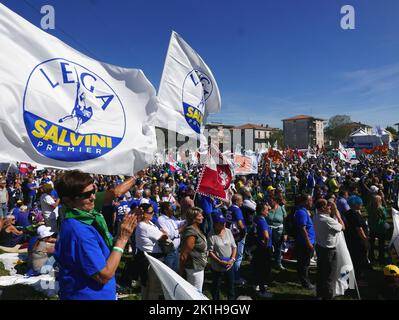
[156,31,221,139]
[0,4,157,175]
[390,207,399,252]
[144,252,208,300]
[334,232,358,297]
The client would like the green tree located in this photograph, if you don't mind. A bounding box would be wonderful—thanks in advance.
[327,115,352,129]
[385,126,398,137]
[269,129,284,148]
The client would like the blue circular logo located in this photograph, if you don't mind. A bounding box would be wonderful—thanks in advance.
[23,58,126,162]
[182,69,213,134]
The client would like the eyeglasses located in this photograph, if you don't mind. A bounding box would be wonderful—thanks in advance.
[75,186,97,199]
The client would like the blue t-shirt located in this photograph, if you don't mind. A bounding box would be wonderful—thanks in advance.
[16,211,30,227]
[295,207,316,246]
[115,201,129,222]
[254,215,272,247]
[226,205,245,225]
[54,219,116,300]
[26,183,36,197]
[11,207,20,222]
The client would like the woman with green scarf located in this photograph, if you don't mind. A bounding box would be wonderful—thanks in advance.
[54,170,138,300]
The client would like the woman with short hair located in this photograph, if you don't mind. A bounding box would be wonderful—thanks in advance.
[179,207,208,292]
[54,170,137,300]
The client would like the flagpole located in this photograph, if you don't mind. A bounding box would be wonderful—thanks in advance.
[353,274,361,300]
[5,163,11,177]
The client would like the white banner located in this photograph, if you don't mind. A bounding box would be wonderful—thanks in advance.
[156,31,221,139]
[0,4,157,175]
[334,232,357,297]
[390,207,399,252]
[144,252,208,300]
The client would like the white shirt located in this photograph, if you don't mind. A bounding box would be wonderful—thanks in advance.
[313,213,343,248]
[135,221,163,253]
[39,193,58,219]
[157,214,185,249]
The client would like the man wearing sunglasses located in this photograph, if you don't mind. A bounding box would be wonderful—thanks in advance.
[54,170,139,300]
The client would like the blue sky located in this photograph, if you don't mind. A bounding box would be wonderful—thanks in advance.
[2,0,399,129]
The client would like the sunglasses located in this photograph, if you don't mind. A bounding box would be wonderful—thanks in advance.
[75,186,97,199]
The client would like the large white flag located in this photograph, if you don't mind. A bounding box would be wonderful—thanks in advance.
[144,252,208,300]
[0,4,157,175]
[390,207,399,252]
[334,232,358,297]
[156,31,221,140]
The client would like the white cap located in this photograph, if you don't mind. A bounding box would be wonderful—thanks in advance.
[37,225,54,239]
[370,185,379,193]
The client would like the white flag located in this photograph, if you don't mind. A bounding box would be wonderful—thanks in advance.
[156,31,221,139]
[390,207,399,251]
[0,4,157,175]
[144,252,208,300]
[334,232,357,297]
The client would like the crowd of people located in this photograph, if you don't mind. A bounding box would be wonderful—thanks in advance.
[0,150,398,300]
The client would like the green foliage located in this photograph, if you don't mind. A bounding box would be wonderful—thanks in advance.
[385,126,397,138]
[328,115,352,129]
[269,130,284,148]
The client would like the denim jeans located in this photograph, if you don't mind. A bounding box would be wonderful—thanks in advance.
[164,249,179,273]
[211,268,235,300]
[234,237,246,280]
[0,203,8,218]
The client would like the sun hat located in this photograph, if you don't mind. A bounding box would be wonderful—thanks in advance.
[37,225,54,239]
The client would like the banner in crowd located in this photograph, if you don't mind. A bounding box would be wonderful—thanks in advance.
[334,232,358,298]
[156,31,221,140]
[338,142,356,162]
[144,252,208,300]
[233,154,257,175]
[0,4,157,175]
[390,208,399,254]
[196,146,233,201]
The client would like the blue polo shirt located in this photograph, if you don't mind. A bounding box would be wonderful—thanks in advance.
[295,206,316,246]
[54,219,116,300]
[254,215,272,247]
[226,205,245,225]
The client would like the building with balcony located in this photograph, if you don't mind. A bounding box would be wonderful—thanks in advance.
[282,115,325,149]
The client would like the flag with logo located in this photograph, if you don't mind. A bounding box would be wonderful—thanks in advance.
[390,208,399,250]
[196,147,233,201]
[144,252,208,300]
[334,232,358,298]
[0,4,157,175]
[156,31,221,140]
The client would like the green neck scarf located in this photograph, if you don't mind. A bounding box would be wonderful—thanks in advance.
[64,207,113,250]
